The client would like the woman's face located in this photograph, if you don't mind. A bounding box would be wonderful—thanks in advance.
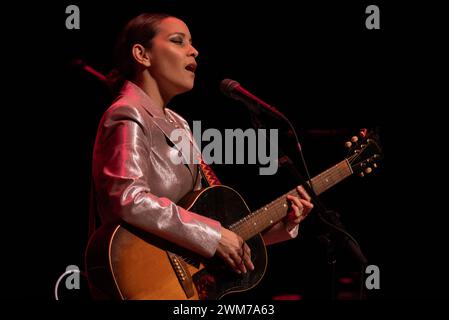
[148,17,199,99]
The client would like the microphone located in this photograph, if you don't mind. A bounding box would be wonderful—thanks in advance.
[220,79,285,120]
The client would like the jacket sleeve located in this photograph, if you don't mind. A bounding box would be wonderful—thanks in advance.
[93,105,221,257]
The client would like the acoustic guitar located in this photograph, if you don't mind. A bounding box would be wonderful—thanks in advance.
[85,131,382,300]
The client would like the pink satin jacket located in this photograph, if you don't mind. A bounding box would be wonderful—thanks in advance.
[91,81,221,257]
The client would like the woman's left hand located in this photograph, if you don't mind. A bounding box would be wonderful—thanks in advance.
[285,185,314,231]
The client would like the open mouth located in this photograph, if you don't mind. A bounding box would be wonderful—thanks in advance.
[185,63,197,73]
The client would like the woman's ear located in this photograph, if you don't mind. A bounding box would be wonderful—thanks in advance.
[131,44,151,67]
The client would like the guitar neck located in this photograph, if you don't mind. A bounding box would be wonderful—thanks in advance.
[230,159,353,241]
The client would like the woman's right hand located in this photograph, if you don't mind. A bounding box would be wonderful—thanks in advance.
[215,227,254,274]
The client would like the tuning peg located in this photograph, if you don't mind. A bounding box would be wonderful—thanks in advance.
[345,141,352,148]
[351,136,358,143]
[359,128,368,138]
[364,167,372,174]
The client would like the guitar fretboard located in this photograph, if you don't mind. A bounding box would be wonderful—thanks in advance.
[229,159,353,240]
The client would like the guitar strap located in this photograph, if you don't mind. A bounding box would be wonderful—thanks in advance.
[179,123,221,187]
[198,157,221,187]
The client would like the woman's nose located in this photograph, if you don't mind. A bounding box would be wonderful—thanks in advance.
[189,45,199,58]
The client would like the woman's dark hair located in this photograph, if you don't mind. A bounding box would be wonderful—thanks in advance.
[107,13,173,93]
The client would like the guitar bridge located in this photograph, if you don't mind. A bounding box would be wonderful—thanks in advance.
[167,251,195,298]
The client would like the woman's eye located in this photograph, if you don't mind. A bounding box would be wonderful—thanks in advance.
[171,38,184,45]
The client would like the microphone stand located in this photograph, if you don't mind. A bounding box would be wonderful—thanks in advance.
[249,112,368,300]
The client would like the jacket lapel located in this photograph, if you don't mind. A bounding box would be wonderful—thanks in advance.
[119,81,195,179]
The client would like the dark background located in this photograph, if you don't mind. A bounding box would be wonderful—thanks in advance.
[7,0,446,301]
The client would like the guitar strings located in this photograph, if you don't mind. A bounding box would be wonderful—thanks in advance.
[232,161,352,240]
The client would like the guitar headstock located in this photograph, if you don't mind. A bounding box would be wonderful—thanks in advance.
[345,128,383,177]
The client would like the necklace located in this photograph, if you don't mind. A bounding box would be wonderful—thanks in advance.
[165,112,180,128]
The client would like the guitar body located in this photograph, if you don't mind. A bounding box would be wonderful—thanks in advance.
[85,185,267,300]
